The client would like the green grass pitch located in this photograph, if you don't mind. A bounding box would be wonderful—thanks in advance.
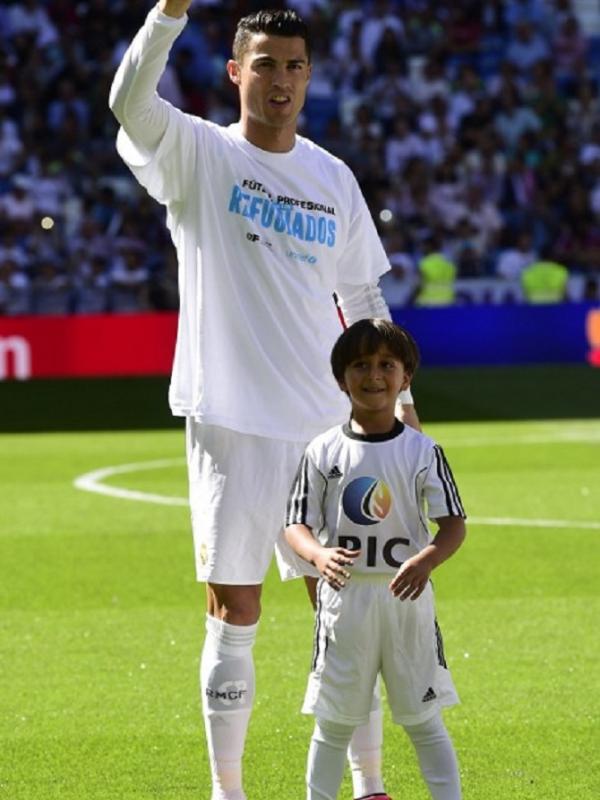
[1,420,599,799]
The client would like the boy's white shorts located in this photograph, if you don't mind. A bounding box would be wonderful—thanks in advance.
[303,576,459,727]
[186,419,310,584]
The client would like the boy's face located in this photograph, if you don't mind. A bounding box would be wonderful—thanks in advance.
[339,346,411,416]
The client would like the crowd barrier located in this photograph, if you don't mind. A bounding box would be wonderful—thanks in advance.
[0,304,598,381]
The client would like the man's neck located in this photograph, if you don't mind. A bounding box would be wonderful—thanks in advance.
[240,117,297,153]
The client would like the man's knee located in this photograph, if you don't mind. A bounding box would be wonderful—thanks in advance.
[207,583,261,625]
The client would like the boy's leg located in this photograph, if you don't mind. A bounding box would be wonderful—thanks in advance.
[304,576,386,800]
[403,713,461,800]
[347,685,386,799]
[200,585,261,800]
[307,718,355,800]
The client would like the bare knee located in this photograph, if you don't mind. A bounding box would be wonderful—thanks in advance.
[206,583,262,626]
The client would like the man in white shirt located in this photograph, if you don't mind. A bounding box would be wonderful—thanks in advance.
[110,4,417,798]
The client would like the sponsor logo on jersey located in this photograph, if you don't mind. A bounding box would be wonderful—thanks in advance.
[327,465,343,479]
[287,249,317,264]
[229,183,337,248]
[422,687,437,703]
[342,476,392,525]
[246,231,273,249]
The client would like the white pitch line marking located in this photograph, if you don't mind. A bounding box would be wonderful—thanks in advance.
[73,459,599,530]
[469,516,600,531]
[73,458,188,507]
[439,430,600,448]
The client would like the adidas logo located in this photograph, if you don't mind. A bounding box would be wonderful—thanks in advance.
[422,687,437,703]
[327,465,343,479]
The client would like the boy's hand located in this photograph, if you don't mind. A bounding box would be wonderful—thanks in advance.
[389,551,433,601]
[315,547,360,591]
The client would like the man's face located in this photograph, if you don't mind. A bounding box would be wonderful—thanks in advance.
[227,33,311,139]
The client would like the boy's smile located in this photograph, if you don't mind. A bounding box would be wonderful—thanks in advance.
[340,346,411,433]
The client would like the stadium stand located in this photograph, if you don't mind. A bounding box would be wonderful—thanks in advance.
[0,0,598,315]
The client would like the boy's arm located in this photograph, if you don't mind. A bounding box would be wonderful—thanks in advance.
[389,515,466,601]
[285,524,360,591]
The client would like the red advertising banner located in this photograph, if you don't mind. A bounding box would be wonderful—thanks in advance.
[0,313,178,380]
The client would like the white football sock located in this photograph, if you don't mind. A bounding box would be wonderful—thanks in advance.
[404,713,461,800]
[200,615,258,800]
[307,718,354,800]
[347,681,385,798]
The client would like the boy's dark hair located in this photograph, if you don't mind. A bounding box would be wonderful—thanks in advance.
[331,318,420,384]
[232,9,311,63]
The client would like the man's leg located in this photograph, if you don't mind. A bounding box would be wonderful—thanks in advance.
[201,583,262,800]
[304,576,387,800]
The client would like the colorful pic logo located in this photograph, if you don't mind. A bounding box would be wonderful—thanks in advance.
[342,477,392,526]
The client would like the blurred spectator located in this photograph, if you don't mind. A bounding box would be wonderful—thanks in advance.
[379,228,419,307]
[0,252,30,315]
[494,229,537,301]
[149,249,179,312]
[410,57,449,106]
[0,175,35,224]
[385,115,426,175]
[494,86,542,150]
[505,21,550,75]
[521,257,568,303]
[415,234,457,306]
[360,0,404,63]
[110,237,151,313]
[31,255,71,314]
[444,217,486,278]
[7,0,59,49]
[552,14,588,89]
[73,252,112,314]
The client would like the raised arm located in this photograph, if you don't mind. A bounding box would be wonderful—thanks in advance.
[158,0,192,17]
[109,2,189,152]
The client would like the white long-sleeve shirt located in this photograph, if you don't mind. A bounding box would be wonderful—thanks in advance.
[110,8,407,440]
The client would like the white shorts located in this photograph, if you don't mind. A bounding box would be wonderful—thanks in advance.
[186,420,310,584]
[303,576,459,727]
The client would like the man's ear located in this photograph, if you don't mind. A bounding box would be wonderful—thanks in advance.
[337,379,349,395]
[226,59,241,86]
[401,372,412,391]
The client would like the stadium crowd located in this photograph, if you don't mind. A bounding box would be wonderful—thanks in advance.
[0,0,599,315]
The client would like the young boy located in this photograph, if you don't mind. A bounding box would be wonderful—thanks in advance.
[285,318,466,800]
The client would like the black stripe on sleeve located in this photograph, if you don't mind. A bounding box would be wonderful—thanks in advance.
[433,445,465,517]
[286,453,310,526]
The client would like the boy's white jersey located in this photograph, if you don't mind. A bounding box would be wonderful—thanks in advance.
[286,420,466,573]
[114,11,390,441]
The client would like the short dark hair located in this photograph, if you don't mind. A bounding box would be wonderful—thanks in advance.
[232,9,311,63]
[331,318,420,384]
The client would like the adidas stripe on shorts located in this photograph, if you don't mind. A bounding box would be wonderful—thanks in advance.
[303,575,459,726]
